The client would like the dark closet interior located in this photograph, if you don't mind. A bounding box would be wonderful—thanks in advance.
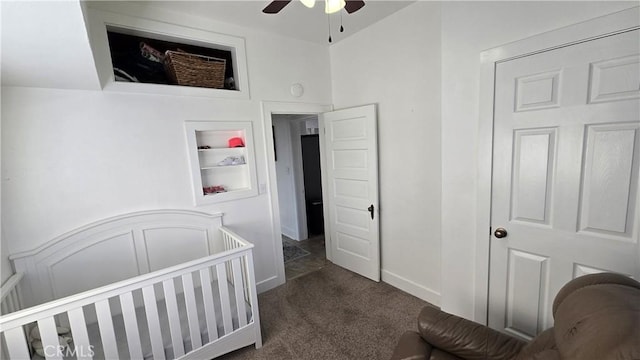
[301,135,324,235]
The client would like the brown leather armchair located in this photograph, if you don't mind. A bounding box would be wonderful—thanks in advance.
[391,273,640,360]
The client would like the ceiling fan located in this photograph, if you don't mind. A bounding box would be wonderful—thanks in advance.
[262,0,366,14]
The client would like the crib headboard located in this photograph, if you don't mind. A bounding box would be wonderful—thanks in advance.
[9,209,223,308]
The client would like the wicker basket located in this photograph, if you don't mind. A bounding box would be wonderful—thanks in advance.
[164,50,226,89]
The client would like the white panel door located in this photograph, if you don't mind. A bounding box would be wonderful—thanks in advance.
[489,30,640,340]
[321,105,380,281]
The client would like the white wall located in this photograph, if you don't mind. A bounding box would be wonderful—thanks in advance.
[0,242,9,284]
[0,31,7,281]
[0,93,8,282]
[1,1,101,90]
[0,2,331,291]
[0,3,10,284]
[440,1,637,319]
[330,2,442,305]
[273,116,299,239]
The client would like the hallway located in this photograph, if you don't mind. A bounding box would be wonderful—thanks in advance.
[283,235,328,280]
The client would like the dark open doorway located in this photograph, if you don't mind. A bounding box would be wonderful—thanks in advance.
[301,134,324,236]
[271,114,327,281]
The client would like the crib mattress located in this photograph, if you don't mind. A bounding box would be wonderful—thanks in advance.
[33,280,252,360]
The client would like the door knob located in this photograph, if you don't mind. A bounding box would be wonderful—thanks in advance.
[494,227,508,238]
[368,204,374,220]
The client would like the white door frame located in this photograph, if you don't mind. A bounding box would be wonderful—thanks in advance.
[260,101,333,289]
[474,6,640,324]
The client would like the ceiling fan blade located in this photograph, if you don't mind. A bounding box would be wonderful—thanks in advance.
[262,0,293,14]
[344,0,365,14]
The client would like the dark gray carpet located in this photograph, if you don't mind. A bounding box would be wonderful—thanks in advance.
[219,263,430,360]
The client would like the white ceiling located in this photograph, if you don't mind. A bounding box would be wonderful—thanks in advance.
[128,0,416,45]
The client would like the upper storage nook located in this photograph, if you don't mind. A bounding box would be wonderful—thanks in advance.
[85,6,249,99]
[106,29,237,90]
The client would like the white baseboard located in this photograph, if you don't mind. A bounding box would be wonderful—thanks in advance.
[280,225,297,240]
[382,269,441,307]
[256,274,284,293]
[257,269,441,306]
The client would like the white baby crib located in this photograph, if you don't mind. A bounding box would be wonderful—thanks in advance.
[0,210,262,359]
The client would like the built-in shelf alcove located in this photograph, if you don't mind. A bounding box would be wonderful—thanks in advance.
[185,121,259,205]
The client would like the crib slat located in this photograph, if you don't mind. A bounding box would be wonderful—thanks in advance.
[4,327,30,359]
[199,267,219,341]
[182,273,202,349]
[95,299,119,359]
[231,258,248,327]
[216,263,233,334]
[163,278,185,357]
[38,316,62,360]
[1,302,8,315]
[10,291,19,312]
[13,291,20,310]
[15,282,24,311]
[142,286,166,360]
[241,256,250,302]
[5,294,16,313]
[120,292,143,359]
[67,308,93,360]
[224,234,230,251]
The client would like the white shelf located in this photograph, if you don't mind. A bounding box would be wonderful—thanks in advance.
[204,186,251,196]
[200,164,247,170]
[185,121,258,205]
[198,147,246,152]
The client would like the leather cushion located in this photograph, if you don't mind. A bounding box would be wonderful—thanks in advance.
[554,284,640,359]
[514,349,561,360]
[552,273,640,316]
[430,348,465,360]
[516,328,556,360]
[390,331,432,360]
[417,306,525,360]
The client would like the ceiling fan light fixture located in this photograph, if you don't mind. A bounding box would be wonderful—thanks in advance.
[300,0,316,8]
[325,0,345,14]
